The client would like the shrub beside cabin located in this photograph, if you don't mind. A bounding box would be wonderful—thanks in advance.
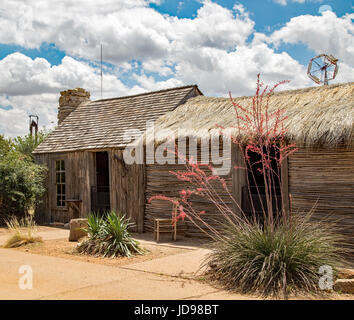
[34,83,354,253]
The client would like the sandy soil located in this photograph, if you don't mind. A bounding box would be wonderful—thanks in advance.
[1,226,353,300]
[12,238,189,267]
[0,226,62,236]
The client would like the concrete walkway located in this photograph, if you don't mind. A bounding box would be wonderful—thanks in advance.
[0,228,254,300]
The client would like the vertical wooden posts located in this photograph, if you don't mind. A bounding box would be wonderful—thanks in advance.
[231,144,247,215]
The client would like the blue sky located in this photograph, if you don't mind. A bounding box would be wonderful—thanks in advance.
[0,0,353,136]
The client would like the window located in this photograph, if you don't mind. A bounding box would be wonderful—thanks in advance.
[55,160,66,207]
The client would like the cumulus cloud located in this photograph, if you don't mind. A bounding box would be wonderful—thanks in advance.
[0,0,254,66]
[0,0,353,136]
[0,52,144,136]
[274,0,320,5]
[268,11,354,85]
[270,11,354,65]
[174,43,311,97]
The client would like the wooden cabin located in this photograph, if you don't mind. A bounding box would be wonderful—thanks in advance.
[143,82,354,252]
[33,85,203,231]
[34,82,353,254]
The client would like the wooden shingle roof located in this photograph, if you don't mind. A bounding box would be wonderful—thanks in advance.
[34,85,201,153]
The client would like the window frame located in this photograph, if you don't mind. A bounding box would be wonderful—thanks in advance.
[55,159,66,208]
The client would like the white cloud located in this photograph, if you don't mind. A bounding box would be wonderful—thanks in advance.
[270,11,354,65]
[174,43,312,97]
[0,0,254,66]
[274,0,321,5]
[274,0,288,5]
[0,52,144,136]
[0,52,143,98]
[0,0,353,137]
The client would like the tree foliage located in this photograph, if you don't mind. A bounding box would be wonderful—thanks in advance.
[0,131,48,221]
[13,130,49,160]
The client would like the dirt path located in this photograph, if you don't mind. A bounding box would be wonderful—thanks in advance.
[0,227,352,300]
[0,227,255,299]
[0,246,254,300]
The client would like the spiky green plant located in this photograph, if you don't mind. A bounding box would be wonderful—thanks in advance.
[204,212,345,298]
[84,212,105,239]
[77,210,143,258]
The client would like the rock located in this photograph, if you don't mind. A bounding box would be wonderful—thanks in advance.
[64,222,70,229]
[337,268,354,280]
[69,218,88,241]
[333,279,354,294]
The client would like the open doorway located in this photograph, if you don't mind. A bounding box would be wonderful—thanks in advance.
[242,146,282,217]
[91,152,110,213]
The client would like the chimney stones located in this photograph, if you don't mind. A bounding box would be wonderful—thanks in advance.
[58,88,90,125]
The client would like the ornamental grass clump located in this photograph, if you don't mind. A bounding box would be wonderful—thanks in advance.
[4,214,42,248]
[204,212,344,298]
[77,210,143,258]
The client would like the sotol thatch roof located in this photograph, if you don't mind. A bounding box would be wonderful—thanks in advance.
[146,82,354,148]
[34,85,202,153]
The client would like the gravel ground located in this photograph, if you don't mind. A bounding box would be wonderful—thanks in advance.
[12,238,189,267]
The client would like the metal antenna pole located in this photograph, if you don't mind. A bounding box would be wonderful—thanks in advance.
[101,44,103,99]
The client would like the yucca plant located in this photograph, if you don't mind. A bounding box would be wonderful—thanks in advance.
[77,210,143,258]
[84,212,105,239]
[4,214,42,248]
[205,212,345,298]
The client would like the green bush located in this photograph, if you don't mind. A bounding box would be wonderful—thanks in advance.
[0,152,47,218]
[77,211,143,258]
[205,212,345,298]
[13,131,49,160]
[0,133,48,221]
[0,135,12,157]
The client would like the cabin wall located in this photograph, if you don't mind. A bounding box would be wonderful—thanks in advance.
[109,149,145,232]
[288,146,354,251]
[36,149,146,229]
[145,142,234,238]
[35,151,94,223]
[34,153,51,223]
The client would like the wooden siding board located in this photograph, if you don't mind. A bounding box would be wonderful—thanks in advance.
[288,146,354,252]
[110,149,145,232]
[145,142,233,237]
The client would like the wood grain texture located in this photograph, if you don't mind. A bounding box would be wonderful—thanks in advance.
[289,146,354,253]
[145,142,234,237]
[110,149,145,232]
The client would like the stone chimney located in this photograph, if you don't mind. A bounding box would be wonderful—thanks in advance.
[58,88,90,125]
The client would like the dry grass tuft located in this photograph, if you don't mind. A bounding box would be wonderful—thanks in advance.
[3,215,42,248]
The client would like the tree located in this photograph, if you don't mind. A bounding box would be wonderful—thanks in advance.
[0,131,48,222]
[13,130,49,161]
[0,134,12,158]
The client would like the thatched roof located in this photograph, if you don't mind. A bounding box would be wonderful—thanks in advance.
[34,85,202,154]
[145,82,354,148]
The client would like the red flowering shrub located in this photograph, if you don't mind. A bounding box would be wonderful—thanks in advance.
[149,75,345,297]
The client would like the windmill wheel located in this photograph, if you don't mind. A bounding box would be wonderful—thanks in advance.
[307,54,339,85]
